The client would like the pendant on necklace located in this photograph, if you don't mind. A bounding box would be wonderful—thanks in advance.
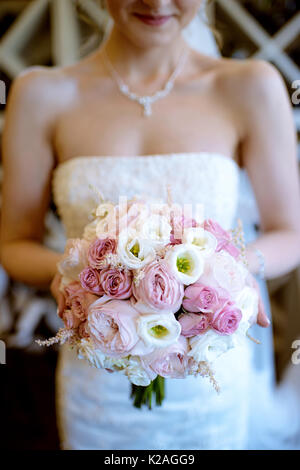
[140,97,152,117]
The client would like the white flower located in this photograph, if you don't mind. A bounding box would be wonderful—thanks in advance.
[212,251,247,294]
[182,228,217,257]
[164,243,204,285]
[137,214,171,248]
[82,219,98,242]
[235,286,259,334]
[77,339,129,371]
[188,330,236,364]
[57,238,89,281]
[125,356,157,386]
[117,228,156,269]
[95,202,117,238]
[137,313,181,349]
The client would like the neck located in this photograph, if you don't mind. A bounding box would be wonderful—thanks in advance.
[99,26,188,91]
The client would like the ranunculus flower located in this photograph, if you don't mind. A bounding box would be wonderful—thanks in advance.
[178,312,209,337]
[88,237,117,268]
[87,299,139,357]
[209,300,242,335]
[79,267,104,295]
[164,243,204,285]
[141,337,189,378]
[132,260,184,314]
[182,283,220,313]
[58,239,89,281]
[137,313,181,349]
[117,228,156,269]
[188,330,236,364]
[99,267,133,299]
[125,356,157,386]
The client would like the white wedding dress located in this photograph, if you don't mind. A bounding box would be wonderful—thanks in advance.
[52,152,254,450]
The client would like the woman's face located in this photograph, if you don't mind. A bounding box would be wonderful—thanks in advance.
[105,0,203,47]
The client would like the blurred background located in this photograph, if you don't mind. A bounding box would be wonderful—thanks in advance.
[0,0,299,450]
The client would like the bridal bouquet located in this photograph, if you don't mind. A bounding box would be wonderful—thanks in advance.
[38,193,259,408]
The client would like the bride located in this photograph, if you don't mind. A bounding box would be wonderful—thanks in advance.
[2,0,300,450]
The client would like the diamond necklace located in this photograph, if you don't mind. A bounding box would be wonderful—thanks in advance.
[102,46,188,117]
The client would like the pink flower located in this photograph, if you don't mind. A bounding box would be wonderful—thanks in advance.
[183,283,220,313]
[178,313,209,337]
[204,219,240,259]
[79,267,104,295]
[99,267,133,299]
[132,260,184,314]
[209,301,242,335]
[88,237,117,268]
[87,299,139,357]
[61,281,98,329]
[141,337,189,379]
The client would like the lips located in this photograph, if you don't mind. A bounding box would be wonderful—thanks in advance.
[133,13,173,26]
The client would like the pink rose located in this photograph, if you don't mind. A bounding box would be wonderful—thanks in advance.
[87,299,139,357]
[209,300,242,335]
[204,219,240,259]
[141,337,189,379]
[183,283,220,313]
[79,267,104,295]
[132,260,184,314]
[60,281,98,330]
[178,313,209,337]
[62,309,81,329]
[99,267,133,299]
[88,237,117,269]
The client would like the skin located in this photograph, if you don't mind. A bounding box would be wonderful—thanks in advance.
[1,0,300,330]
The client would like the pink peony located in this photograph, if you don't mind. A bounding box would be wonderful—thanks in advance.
[87,299,139,357]
[88,237,117,268]
[204,219,240,259]
[99,267,133,299]
[183,283,220,313]
[132,260,184,314]
[209,300,242,335]
[141,337,189,379]
[79,267,104,295]
[60,281,98,330]
[178,312,209,337]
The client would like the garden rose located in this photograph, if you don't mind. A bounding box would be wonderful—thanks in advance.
[132,260,184,314]
[79,267,104,295]
[182,283,220,313]
[64,281,98,322]
[88,237,117,268]
[125,356,157,386]
[188,330,236,363]
[141,337,189,379]
[178,312,209,337]
[99,267,133,299]
[87,299,139,357]
[209,300,242,335]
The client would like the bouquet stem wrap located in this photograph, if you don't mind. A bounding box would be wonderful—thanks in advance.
[131,376,165,409]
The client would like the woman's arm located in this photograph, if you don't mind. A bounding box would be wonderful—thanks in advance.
[231,60,300,280]
[1,68,63,289]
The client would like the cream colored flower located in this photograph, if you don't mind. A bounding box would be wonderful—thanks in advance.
[137,313,181,349]
[188,330,236,364]
[137,213,171,248]
[212,251,247,294]
[182,228,217,257]
[77,339,129,371]
[164,243,204,285]
[235,286,259,334]
[117,228,156,269]
[125,356,157,386]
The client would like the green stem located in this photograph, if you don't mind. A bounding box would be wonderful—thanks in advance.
[130,376,165,409]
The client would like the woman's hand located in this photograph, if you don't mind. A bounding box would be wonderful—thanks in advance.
[245,272,270,328]
[50,272,65,317]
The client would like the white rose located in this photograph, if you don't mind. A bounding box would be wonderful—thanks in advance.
[137,313,181,349]
[188,330,236,364]
[164,243,204,285]
[212,251,247,294]
[137,214,171,248]
[235,286,259,334]
[117,228,156,269]
[57,238,89,281]
[125,356,157,386]
[182,228,217,257]
[77,339,129,371]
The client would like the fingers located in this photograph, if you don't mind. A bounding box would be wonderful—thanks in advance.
[256,296,270,328]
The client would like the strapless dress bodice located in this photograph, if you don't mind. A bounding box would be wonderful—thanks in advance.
[51,152,240,240]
